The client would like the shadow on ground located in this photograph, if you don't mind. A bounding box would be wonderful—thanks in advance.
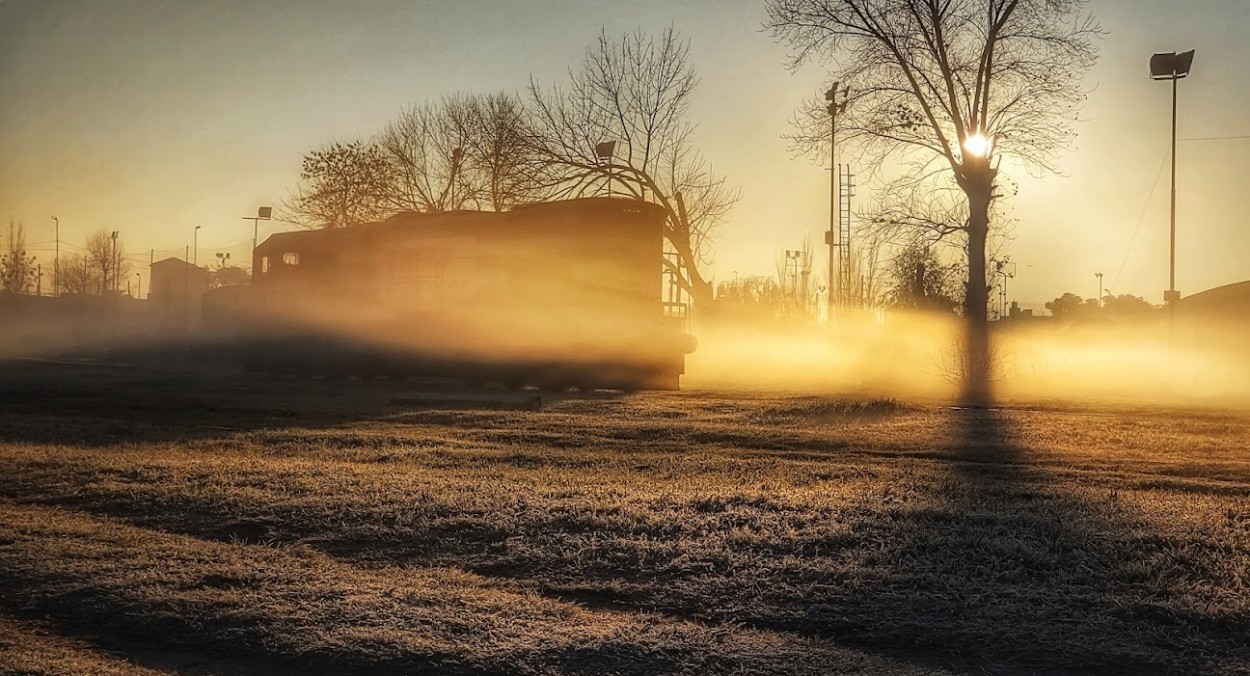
[1,357,1246,674]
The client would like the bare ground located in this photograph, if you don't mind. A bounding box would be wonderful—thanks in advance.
[0,358,1247,675]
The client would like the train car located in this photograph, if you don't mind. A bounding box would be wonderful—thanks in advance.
[238,198,695,390]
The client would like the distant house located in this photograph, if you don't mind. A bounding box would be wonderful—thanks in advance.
[149,257,209,331]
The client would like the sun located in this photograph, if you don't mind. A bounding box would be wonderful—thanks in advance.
[963,133,992,158]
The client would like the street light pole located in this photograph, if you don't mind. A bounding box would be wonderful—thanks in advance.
[1151,49,1194,385]
[1095,272,1103,308]
[595,141,616,197]
[1150,50,1194,310]
[193,225,201,266]
[1170,75,1178,302]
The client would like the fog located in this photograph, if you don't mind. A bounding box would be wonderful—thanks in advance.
[4,286,1248,407]
[686,311,1250,407]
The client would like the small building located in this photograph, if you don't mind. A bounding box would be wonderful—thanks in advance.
[1177,280,1250,323]
[148,257,209,332]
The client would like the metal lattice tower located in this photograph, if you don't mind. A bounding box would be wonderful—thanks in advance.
[836,164,856,308]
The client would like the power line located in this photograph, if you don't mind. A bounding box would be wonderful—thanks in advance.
[1112,146,1171,292]
[1180,134,1250,142]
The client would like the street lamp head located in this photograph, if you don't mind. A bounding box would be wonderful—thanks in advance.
[257,206,272,220]
[1150,50,1195,80]
[594,140,616,162]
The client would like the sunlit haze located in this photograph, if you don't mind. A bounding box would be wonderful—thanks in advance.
[2,0,1248,309]
[962,134,991,159]
[3,3,1250,673]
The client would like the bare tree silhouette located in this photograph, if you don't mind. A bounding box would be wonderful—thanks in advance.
[526,28,738,309]
[1,221,39,294]
[767,0,1100,402]
[85,229,129,296]
[284,141,393,229]
[55,254,98,295]
[379,93,543,213]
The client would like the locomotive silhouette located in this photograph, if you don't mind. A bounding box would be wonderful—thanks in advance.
[230,198,695,390]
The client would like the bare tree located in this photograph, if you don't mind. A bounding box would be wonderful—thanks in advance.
[466,93,547,211]
[882,243,963,312]
[85,229,129,295]
[56,254,98,295]
[379,97,478,213]
[284,140,393,229]
[767,0,1099,400]
[527,28,739,308]
[774,238,818,321]
[208,265,250,289]
[1,220,39,294]
[379,93,542,213]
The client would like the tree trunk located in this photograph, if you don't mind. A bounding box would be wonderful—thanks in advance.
[962,178,993,405]
[688,276,713,309]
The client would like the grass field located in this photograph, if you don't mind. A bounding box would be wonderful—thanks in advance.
[1,359,1247,675]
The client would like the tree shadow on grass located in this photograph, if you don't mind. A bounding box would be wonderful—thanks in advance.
[3,354,1247,674]
[478,406,1248,675]
[812,405,1244,674]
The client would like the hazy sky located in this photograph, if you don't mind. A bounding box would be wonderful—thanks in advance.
[2,0,1247,307]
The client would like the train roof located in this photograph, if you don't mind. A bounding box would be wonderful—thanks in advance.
[256,198,666,254]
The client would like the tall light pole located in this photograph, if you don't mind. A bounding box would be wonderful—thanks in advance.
[825,83,848,315]
[785,250,803,297]
[1095,272,1104,308]
[244,206,272,280]
[993,259,1015,320]
[595,141,616,197]
[193,225,202,266]
[135,272,142,300]
[1150,50,1195,312]
[52,216,59,297]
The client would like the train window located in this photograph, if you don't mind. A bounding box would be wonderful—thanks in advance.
[283,252,300,266]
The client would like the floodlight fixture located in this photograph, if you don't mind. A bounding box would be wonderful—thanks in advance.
[1150,50,1195,80]
[594,141,616,162]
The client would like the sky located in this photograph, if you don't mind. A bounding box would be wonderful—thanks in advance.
[1,0,1247,308]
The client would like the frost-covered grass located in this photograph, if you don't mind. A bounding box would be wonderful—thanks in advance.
[0,361,1247,674]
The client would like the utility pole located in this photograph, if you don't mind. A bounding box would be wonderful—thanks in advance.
[825,83,848,317]
[52,216,59,297]
[1095,272,1104,308]
[184,245,190,330]
[244,207,272,281]
[110,230,119,295]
